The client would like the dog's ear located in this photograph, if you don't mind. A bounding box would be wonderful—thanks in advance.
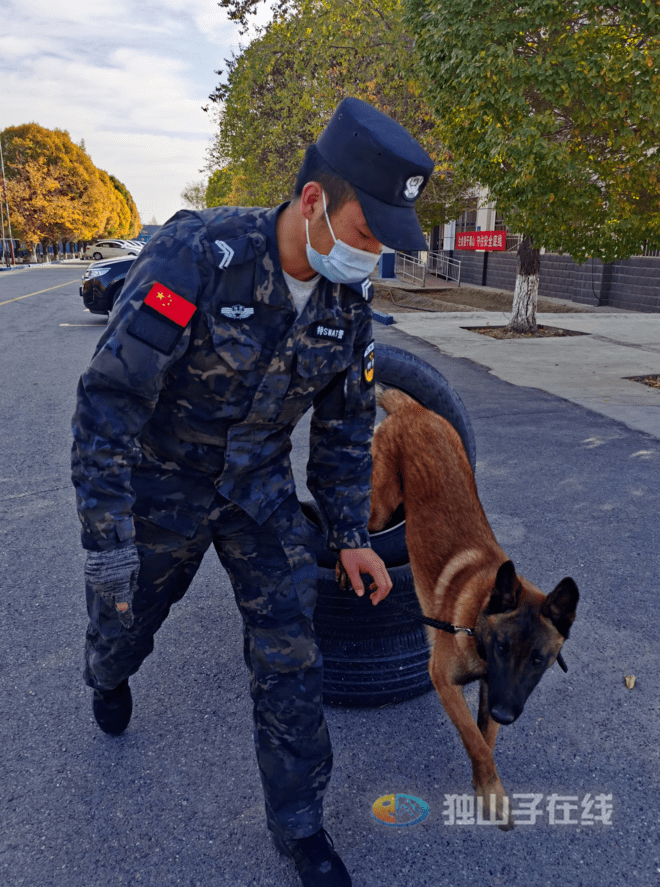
[485,560,521,614]
[542,578,579,638]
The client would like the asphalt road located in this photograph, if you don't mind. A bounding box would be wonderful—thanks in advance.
[1,265,659,886]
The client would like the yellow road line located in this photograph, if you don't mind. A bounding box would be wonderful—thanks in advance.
[0,278,76,306]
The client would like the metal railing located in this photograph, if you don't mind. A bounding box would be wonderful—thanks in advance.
[394,251,427,285]
[394,251,462,286]
[427,250,462,285]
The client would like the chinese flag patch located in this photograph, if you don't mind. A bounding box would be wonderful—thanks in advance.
[144,283,196,326]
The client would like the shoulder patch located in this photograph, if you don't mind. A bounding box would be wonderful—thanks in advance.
[144,283,195,326]
[362,340,375,388]
[127,282,196,355]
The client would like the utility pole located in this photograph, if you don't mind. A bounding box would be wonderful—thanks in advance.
[0,135,15,266]
[0,179,6,266]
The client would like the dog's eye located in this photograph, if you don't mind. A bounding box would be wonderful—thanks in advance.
[531,652,543,667]
[497,640,509,657]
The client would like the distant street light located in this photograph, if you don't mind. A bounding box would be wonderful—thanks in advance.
[0,137,16,266]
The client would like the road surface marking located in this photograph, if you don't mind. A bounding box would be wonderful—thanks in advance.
[0,279,76,306]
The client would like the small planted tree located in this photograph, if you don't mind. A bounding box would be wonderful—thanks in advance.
[406,0,660,331]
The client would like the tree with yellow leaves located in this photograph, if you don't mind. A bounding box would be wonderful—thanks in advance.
[1,124,141,252]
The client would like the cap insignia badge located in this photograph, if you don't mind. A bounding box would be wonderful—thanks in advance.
[403,176,424,200]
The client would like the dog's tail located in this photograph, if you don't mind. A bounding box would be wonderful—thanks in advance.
[375,384,420,415]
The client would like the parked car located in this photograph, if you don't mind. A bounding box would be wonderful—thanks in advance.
[83,239,141,260]
[80,255,136,315]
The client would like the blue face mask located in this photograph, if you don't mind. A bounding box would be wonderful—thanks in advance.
[305,192,381,284]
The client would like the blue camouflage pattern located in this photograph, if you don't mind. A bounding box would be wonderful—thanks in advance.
[84,495,331,839]
[72,202,376,841]
[71,204,375,553]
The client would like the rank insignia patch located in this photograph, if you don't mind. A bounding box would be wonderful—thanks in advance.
[363,340,375,386]
[144,283,196,326]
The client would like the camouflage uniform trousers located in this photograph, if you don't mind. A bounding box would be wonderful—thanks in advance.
[83,491,332,840]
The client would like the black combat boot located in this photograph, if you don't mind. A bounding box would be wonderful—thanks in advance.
[92,679,132,735]
[273,828,352,887]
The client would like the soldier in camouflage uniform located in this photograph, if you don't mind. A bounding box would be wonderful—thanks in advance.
[72,97,433,887]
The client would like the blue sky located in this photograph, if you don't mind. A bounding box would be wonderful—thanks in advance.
[0,0,253,226]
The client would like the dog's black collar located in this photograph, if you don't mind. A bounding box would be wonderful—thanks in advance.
[387,599,568,671]
[388,599,475,637]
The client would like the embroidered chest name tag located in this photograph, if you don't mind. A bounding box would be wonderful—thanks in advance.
[127,282,196,355]
[310,323,347,341]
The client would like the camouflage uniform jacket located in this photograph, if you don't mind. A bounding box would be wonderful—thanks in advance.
[72,205,376,553]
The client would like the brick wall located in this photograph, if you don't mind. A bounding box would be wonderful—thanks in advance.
[484,252,518,292]
[604,257,660,312]
[444,250,660,312]
[455,252,484,286]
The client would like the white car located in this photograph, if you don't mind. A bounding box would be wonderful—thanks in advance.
[83,239,142,260]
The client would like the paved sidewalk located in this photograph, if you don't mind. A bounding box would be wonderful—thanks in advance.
[0,259,86,272]
[382,309,660,439]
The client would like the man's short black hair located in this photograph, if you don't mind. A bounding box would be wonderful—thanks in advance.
[294,144,357,215]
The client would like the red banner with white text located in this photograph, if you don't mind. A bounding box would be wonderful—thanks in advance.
[455,231,506,251]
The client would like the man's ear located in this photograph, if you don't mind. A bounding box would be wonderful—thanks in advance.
[300,181,323,220]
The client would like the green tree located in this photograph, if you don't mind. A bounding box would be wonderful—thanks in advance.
[209,0,474,230]
[181,180,209,210]
[206,165,237,207]
[406,0,660,331]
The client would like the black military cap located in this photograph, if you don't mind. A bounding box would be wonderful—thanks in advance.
[315,97,434,251]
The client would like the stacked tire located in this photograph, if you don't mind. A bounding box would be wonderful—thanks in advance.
[303,343,476,708]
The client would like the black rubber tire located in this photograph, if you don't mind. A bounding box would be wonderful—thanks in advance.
[92,251,102,260]
[318,630,432,707]
[375,342,476,470]
[313,562,425,639]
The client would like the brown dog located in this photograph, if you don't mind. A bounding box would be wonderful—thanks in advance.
[368,387,579,829]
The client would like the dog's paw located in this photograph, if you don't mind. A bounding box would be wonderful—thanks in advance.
[475,781,515,831]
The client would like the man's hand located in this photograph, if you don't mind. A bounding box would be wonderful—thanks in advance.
[84,544,140,628]
[337,548,392,605]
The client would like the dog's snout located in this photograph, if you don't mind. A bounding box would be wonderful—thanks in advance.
[489,706,519,726]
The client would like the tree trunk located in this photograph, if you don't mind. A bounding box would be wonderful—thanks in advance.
[508,236,540,333]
